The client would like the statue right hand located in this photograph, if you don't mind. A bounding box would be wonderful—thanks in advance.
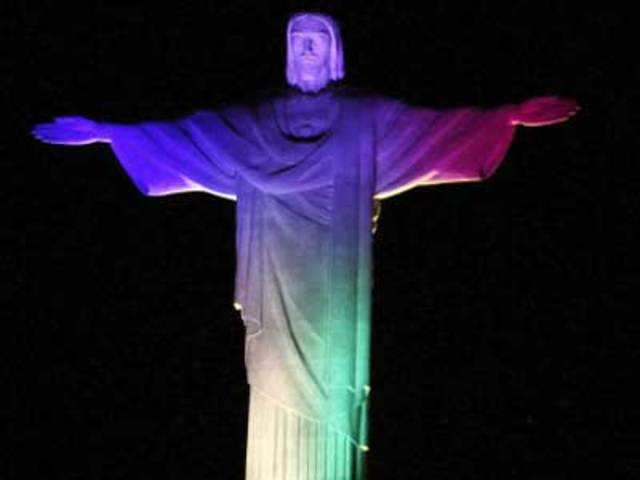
[31,116,111,145]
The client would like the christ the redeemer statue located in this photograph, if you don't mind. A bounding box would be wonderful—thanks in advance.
[32,12,579,480]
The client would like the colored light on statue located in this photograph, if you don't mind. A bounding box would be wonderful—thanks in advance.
[31,10,579,480]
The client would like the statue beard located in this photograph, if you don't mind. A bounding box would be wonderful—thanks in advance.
[294,63,331,93]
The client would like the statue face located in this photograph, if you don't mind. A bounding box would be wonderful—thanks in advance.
[289,16,332,92]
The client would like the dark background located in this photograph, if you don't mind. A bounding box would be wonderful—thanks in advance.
[3,1,636,479]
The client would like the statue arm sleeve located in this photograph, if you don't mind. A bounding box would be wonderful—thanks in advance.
[107,110,238,200]
[374,99,517,199]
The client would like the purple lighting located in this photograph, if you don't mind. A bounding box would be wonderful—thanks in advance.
[31,11,579,480]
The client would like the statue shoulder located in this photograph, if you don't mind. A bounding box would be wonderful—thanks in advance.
[183,103,260,134]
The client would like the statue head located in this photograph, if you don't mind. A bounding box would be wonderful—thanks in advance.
[285,12,345,93]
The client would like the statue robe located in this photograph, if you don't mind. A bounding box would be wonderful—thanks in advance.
[107,86,516,480]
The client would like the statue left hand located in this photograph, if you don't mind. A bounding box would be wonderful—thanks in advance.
[510,96,580,127]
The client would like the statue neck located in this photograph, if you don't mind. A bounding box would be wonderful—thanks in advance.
[275,84,342,139]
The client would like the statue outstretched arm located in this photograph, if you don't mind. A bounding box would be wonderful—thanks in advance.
[32,112,239,200]
[373,96,579,199]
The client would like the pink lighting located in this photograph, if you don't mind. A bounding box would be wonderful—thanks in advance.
[30,11,579,480]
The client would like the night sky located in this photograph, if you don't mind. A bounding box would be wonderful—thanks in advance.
[4,1,635,479]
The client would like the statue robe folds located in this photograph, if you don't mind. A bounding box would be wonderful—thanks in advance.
[107,88,516,480]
